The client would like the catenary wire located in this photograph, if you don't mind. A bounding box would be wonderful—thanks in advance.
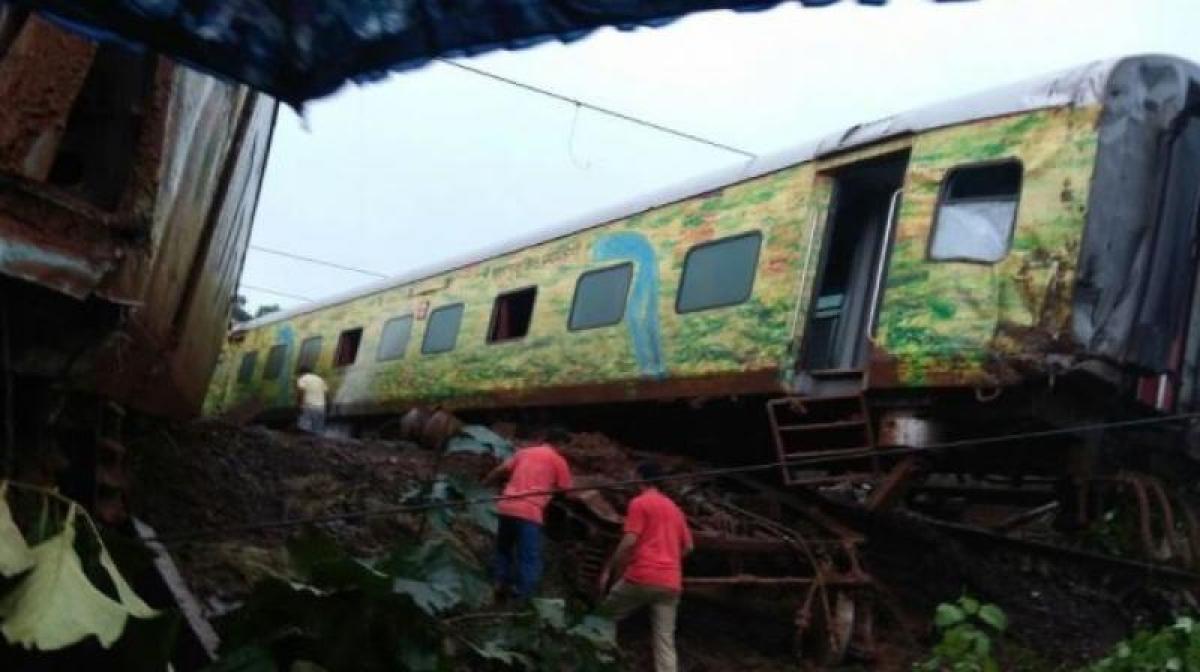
[249,245,390,278]
[436,58,758,162]
[140,411,1200,546]
[239,284,316,303]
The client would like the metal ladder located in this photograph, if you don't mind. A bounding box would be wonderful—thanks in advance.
[767,391,875,486]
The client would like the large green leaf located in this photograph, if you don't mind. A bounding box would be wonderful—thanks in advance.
[977,604,1008,632]
[381,538,491,613]
[532,598,567,632]
[0,505,155,649]
[0,483,33,577]
[392,578,459,615]
[468,638,533,668]
[287,529,389,594]
[568,615,617,650]
[934,603,966,629]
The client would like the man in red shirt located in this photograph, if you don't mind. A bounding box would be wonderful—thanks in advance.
[598,461,693,672]
[483,427,573,600]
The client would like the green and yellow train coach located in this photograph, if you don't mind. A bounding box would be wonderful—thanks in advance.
[206,55,1200,468]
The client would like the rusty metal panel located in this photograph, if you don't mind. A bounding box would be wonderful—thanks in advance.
[0,15,95,181]
[104,71,247,332]
[0,211,117,296]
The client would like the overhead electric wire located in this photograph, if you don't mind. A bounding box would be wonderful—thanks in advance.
[436,57,758,162]
[239,284,315,303]
[249,245,389,278]
[140,411,1200,546]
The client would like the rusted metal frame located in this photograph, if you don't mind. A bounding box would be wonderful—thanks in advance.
[913,483,1059,507]
[990,501,1060,533]
[1088,473,1180,564]
[719,470,867,544]
[865,455,920,511]
[1140,476,1191,563]
[109,59,171,227]
[168,93,258,341]
[0,16,96,180]
[926,515,1200,585]
[0,209,121,298]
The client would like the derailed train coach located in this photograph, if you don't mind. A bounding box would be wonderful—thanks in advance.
[209,54,1200,478]
[0,12,276,517]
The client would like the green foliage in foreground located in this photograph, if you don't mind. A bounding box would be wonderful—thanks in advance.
[1086,617,1200,672]
[207,529,618,672]
[914,595,1009,672]
[0,481,158,651]
[915,596,1200,672]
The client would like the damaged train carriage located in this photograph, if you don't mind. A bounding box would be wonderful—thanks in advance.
[210,55,1200,480]
[0,12,276,519]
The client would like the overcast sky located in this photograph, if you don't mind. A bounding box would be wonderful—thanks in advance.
[238,0,1199,313]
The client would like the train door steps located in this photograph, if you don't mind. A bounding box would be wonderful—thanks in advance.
[768,393,875,486]
[793,368,866,398]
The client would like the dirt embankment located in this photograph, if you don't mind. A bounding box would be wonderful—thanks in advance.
[128,419,1189,671]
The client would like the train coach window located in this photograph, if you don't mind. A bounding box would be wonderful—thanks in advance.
[422,303,464,354]
[377,316,414,361]
[298,336,323,370]
[334,328,363,367]
[676,232,762,313]
[929,161,1023,263]
[263,344,287,380]
[569,263,633,331]
[237,352,258,384]
[488,287,537,343]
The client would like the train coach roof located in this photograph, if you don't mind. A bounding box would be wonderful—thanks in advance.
[237,54,1191,333]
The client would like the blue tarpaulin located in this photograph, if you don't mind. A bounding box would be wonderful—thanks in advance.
[1,0,967,105]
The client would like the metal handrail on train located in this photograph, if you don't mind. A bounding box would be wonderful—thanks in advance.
[787,204,827,350]
[866,188,904,338]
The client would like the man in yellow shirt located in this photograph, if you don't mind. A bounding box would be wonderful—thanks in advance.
[295,366,329,434]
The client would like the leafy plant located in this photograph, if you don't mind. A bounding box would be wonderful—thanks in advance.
[0,480,159,651]
[211,528,617,671]
[914,596,1008,672]
[1087,616,1200,672]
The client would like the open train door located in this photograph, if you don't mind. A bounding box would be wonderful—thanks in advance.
[795,151,909,398]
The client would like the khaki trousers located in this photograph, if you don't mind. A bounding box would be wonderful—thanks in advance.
[600,579,681,672]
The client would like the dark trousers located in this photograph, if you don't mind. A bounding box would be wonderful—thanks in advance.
[492,515,542,598]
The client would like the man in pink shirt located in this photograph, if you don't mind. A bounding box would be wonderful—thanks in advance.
[598,461,693,672]
[482,427,573,600]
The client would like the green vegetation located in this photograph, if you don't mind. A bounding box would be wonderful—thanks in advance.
[1087,617,1200,672]
[914,596,1008,672]
[0,480,170,666]
[915,598,1200,672]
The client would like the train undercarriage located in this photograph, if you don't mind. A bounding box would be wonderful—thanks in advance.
[381,365,1200,666]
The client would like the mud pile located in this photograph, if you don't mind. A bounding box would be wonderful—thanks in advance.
[129,420,800,670]
[129,419,494,603]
